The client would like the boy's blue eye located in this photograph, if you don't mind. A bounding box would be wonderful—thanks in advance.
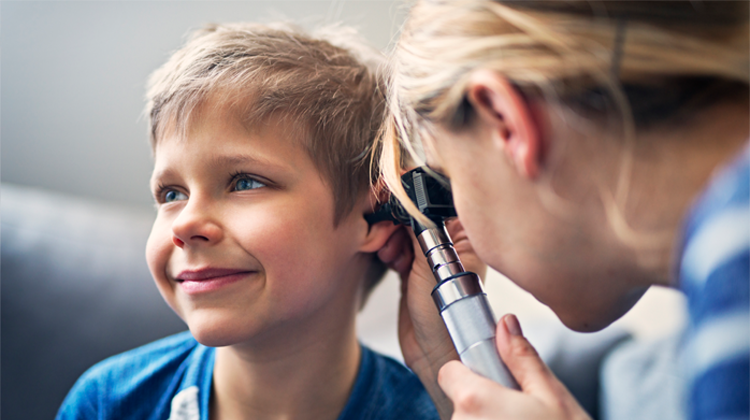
[164,190,188,203]
[235,177,266,191]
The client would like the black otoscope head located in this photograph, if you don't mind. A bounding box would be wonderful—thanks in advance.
[365,167,456,235]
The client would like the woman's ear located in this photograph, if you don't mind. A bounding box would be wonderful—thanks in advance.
[465,69,541,179]
[359,189,400,253]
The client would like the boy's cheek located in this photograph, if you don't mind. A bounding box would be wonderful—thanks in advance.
[145,221,173,282]
[145,226,186,320]
[232,208,309,251]
[234,210,334,274]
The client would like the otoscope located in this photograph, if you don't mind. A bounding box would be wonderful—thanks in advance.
[366,167,519,389]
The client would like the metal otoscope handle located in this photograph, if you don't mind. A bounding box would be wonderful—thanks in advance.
[364,167,518,387]
[416,225,519,389]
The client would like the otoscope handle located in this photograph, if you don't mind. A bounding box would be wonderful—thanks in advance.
[432,274,519,389]
[416,225,519,389]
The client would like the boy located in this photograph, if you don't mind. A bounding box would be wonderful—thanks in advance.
[56,22,439,420]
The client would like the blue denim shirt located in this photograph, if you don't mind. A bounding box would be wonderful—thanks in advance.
[56,331,439,420]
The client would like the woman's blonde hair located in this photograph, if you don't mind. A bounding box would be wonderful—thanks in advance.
[380,0,749,235]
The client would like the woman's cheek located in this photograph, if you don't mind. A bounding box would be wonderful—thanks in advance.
[451,186,492,262]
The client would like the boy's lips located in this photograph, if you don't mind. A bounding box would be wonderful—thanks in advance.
[176,268,253,281]
[175,268,256,294]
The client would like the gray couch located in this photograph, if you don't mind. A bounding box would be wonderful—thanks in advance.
[2,184,186,420]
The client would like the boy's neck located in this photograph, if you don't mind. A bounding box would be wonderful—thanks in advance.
[210,301,362,420]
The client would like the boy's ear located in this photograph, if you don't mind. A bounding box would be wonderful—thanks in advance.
[359,220,400,253]
[465,69,541,179]
[358,189,400,253]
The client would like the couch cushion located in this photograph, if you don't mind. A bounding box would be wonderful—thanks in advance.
[1,184,186,420]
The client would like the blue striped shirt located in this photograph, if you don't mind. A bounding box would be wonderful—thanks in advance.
[679,145,750,420]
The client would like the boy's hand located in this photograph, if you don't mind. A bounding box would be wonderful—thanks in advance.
[377,219,487,420]
[438,314,591,420]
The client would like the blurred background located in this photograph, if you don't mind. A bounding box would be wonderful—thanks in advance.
[1,0,405,206]
[1,1,686,419]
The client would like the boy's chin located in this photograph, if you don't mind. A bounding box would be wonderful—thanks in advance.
[189,327,237,347]
[185,316,262,348]
[190,327,256,347]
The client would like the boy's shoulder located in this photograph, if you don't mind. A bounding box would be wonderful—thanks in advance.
[56,331,214,420]
[339,345,439,420]
[56,335,438,420]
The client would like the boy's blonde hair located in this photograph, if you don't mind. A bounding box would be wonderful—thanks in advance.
[145,22,388,300]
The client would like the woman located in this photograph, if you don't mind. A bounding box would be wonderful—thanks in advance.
[376,1,749,419]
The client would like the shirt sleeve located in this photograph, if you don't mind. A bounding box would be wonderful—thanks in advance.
[55,370,102,420]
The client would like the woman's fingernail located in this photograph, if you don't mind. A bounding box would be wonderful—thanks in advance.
[504,314,522,336]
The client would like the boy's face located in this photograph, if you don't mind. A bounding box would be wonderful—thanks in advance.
[147,104,373,347]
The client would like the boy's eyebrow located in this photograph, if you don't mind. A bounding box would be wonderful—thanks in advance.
[210,154,283,169]
[150,153,290,188]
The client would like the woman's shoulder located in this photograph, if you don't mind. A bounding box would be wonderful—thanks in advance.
[679,144,749,310]
[55,331,212,420]
[678,144,749,420]
[683,144,749,239]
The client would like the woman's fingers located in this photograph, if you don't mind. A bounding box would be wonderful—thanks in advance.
[496,315,590,420]
[496,314,558,399]
[444,219,487,280]
[438,361,509,418]
[436,316,591,420]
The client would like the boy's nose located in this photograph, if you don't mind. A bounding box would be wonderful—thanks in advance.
[171,198,223,247]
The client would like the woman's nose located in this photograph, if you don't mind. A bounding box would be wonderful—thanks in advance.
[171,197,223,248]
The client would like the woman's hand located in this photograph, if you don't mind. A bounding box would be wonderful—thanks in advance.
[438,314,591,420]
[379,221,589,420]
[377,219,487,419]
